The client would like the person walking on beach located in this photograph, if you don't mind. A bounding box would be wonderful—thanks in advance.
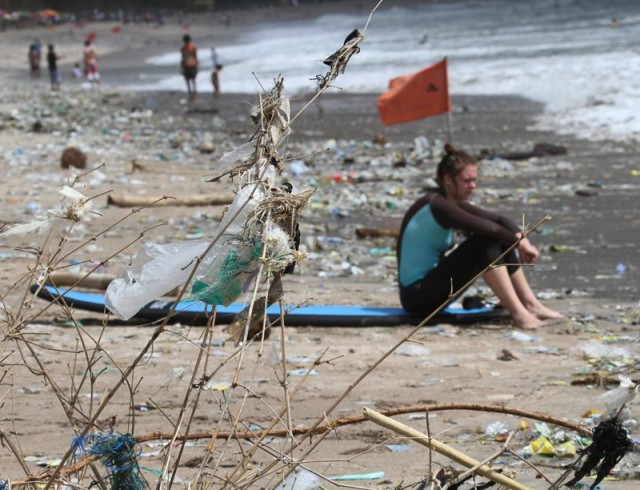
[396,144,563,330]
[210,47,222,98]
[46,44,61,91]
[180,34,198,102]
[83,39,100,90]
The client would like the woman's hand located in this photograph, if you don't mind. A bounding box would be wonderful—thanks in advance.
[517,235,539,264]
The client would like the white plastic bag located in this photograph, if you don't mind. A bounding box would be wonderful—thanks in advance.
[106,184,269,320]
[105,240,208,320]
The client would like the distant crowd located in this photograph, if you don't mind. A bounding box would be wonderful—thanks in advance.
[28,34,100,92]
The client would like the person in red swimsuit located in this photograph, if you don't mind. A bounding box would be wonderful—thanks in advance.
[180,34,198,102]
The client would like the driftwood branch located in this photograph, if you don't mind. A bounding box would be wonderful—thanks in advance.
[107,193,234,207]
[355,226,399,239]
[46,271,116,291]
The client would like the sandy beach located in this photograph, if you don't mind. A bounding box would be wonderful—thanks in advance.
[1,3,640,489]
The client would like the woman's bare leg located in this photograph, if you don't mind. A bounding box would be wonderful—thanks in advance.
[509,268,563,320]
[483,266,542,329]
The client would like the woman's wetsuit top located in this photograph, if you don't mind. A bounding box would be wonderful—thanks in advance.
[397,192,521,287]
[399,198,452,286]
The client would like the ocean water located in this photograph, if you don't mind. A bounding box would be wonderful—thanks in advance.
[134,0,640,142]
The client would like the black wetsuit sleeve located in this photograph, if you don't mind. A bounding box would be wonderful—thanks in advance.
[430,194,520,245]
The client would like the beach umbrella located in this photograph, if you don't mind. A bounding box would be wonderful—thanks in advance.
[39,9,60,18]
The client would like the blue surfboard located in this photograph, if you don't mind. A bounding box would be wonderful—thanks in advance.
[30,284,508,327]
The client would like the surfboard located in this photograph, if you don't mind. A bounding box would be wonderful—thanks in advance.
[30,284,508,327]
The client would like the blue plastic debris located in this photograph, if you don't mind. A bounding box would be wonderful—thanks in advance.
[330,471,385,481]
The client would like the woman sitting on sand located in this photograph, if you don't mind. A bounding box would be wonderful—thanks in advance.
[397,144,562,329]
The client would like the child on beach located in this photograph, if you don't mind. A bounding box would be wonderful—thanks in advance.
[72,63,83,79]
[396,144,563,330]
[211,47,222,98]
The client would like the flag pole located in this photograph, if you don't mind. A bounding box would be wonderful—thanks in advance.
[445,110,453,143]
[444,56,453,143]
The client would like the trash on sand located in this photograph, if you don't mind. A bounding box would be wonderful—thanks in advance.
[204,382,232,392]
[275,468,321,489]
[594,375,637,412]
[72,432,147,489]
[0,185,92,243]
[394,343,430,357]
[484,421,510,439]
[530,436,555,455]
[288,369,319,377]
[386,443,411,452]
[497,348,518,361]
[576,341,631,360]
[566,416,634,488]
[329,471,385,481]
[501,331,538,342]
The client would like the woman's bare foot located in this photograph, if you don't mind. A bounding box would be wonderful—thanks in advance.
[528,303,564,321]
[512,311,543,330]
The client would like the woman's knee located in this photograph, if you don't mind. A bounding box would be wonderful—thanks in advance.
[476,237,521,274]
[467,236,503,263]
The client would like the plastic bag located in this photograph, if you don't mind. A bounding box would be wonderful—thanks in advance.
[106,184,275,320]
[105,240,208,320]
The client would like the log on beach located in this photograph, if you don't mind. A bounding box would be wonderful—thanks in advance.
[46,271,116,290]
[107,193,234,207]
[355,227,399,239]
[45,271,182,296]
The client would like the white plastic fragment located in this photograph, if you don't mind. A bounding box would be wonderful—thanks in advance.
[0,185,91,242]
[595,375,638,412]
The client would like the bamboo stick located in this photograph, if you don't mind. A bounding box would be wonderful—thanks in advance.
[363,407,533,490]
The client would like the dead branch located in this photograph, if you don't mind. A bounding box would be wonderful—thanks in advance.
[26,401,591,483]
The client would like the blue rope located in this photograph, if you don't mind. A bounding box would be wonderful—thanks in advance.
[72,433,148,489]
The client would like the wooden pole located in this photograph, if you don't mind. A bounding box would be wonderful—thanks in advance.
[446,110,454,143]
[363,407,533,490]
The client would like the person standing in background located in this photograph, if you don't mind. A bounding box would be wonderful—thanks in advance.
[180,34,198,102]
[28,44,40,79]
[211,47,222,98]
[33,38,42,73]
[83,40,100,90]
[47,44,61,91]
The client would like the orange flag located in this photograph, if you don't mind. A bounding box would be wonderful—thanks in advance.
[377,58,450,125]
